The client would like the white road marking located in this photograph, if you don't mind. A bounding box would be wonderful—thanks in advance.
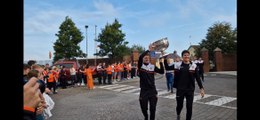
[162,94,176,99]
[105,85,128,90]
[193,94,212,102]
[157,90,170,96]
[114,86,136,92]
[98,84,237,109]
[122,88,140,93]
[98,84,119,88]
[204,97,236,106]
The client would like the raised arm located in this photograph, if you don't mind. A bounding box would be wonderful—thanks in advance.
[154,58,164,74]
[138,50,149,70]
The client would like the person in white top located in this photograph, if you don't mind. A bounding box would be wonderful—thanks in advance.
[70,66,77,86]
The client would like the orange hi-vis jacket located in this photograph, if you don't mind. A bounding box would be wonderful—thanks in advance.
[119,64,124,72]
[48,73,55,82]
[114,65,118,72]
[106,66,112,74]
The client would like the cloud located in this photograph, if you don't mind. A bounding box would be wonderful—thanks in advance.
[211,14,237,27]
[24,10,68,35]
[93,0,120,18]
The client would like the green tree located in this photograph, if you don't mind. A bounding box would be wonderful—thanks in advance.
[95,19,128,59]
[130,44,145,54]
[195,21,237,60]
[53,16,85,62]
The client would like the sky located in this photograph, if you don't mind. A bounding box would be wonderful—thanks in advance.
[24,0,236,61]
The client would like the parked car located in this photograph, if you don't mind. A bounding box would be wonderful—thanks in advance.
[52,59,79,85]
[53,59,97,80]
[53,59,80,70]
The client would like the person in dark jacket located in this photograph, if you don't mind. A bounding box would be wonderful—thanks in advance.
[173,50,205,120]
[138,46,164,120]
[196,57,204,82]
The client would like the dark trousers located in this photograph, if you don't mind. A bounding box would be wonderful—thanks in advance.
[131,68,136,78]
[97,72,102,84]
[76,74,82,84]
[60,77,67,89]
[103,72,107,84]
[71,75,77,85]
[176,89,194,120]
[107,74,112,84]
[124,70,128,79]
[82,75,87,84]
[139,91,158,120]
[47,82,56,92]
[121,71,124,80]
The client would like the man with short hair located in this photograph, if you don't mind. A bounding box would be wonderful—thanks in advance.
[138,46,164,120]
[173,50,205,120]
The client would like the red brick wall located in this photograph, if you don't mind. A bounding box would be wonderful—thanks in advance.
[222,53,237,71]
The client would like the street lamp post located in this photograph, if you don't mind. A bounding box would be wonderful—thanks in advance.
[94,25,97,66]
[85,25,88,65]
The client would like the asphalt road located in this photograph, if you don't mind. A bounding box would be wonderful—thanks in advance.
[48,73,236,120]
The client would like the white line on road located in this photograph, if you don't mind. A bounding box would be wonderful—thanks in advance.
[157,90,170,96]
[122,88,140,93]
[162,94,176,99]
[98,84,119,88]
[114,86,137,92]
[193,94,212,102]
[105,85,128,90]
[204,97,236,106]
[98,84,237,109]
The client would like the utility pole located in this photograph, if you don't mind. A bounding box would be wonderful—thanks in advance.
[85,25,88,65]
[94,25,97,66]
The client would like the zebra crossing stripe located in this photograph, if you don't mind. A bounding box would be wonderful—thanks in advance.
[98,84,119,88]
[97,84,237,109]
[113,86,136,92]
[204,97,236,106]
[134,92,140,95]
[122,88,140,93]
[193,94,212,102]
[105,85,128,90]
[162,94,176,99]
[157,90,170,96]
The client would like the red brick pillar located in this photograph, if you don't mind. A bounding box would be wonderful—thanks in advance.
[201,47,209,73]
[214,47,223,71]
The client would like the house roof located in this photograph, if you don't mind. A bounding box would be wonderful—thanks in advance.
[187,45,199,50]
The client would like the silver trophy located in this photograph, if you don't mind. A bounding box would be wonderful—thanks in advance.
[149,37,169,59]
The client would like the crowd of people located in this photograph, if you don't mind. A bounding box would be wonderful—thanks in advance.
[23,62,55,120]
[23,48,205,120]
